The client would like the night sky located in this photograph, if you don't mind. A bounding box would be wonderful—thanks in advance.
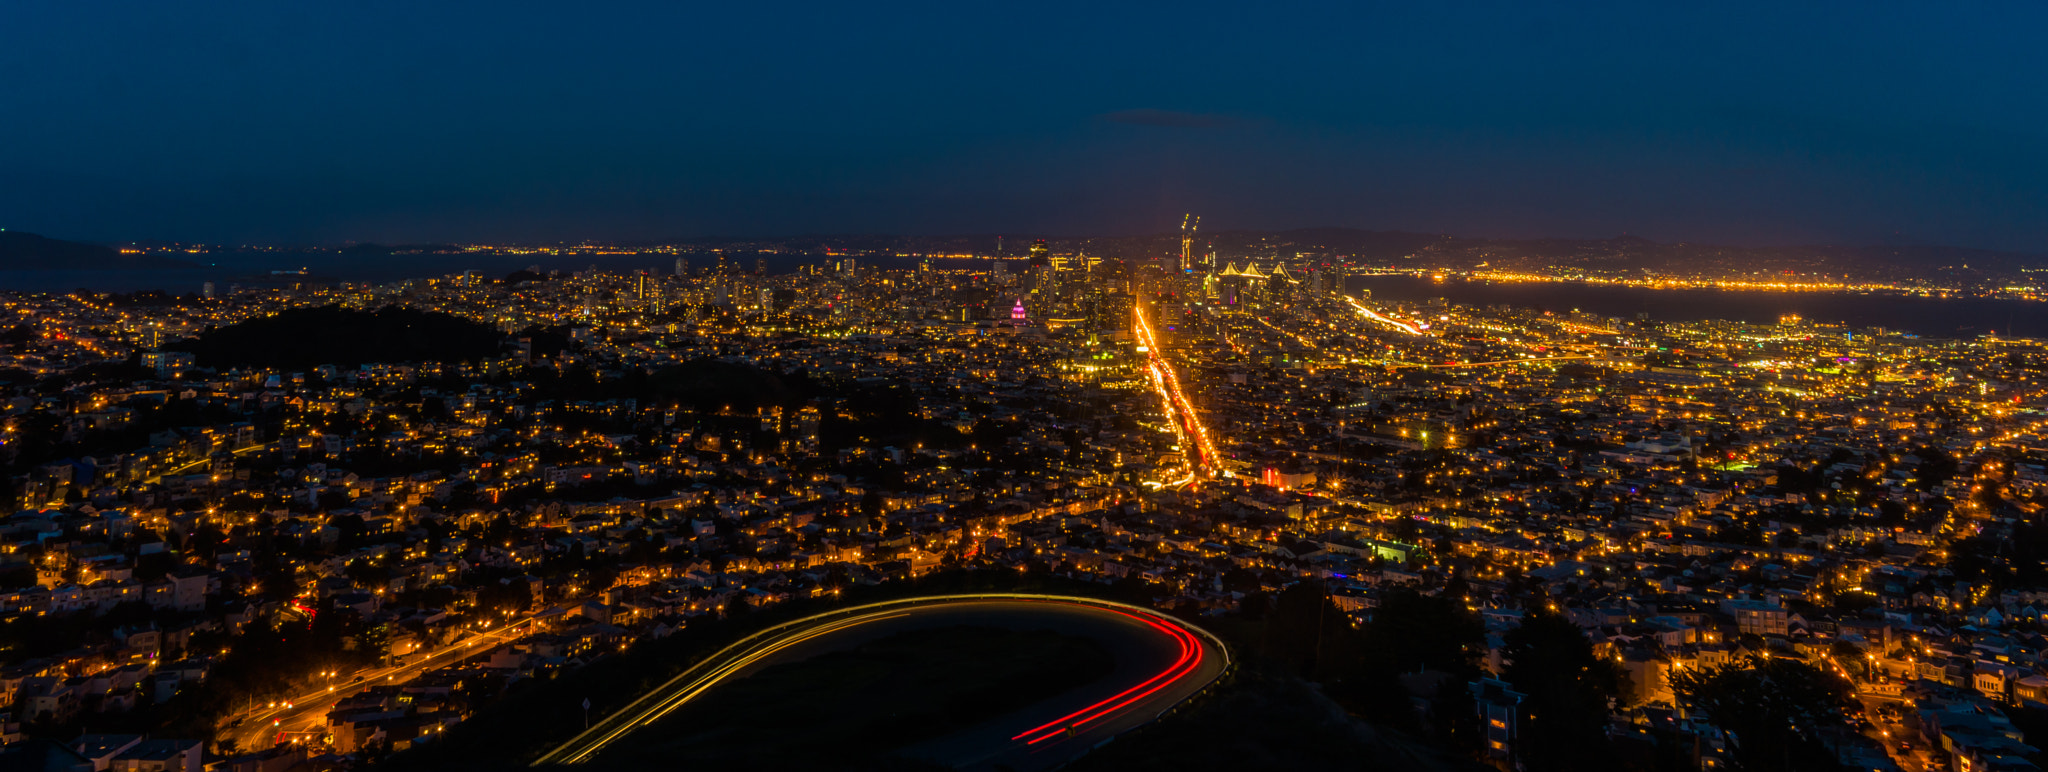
[4,2,2044,250]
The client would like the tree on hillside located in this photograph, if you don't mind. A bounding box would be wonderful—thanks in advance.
[1262,582,1355,681]
[1319,587,1487,733]
[1669,656,1853,772]
[1358,588,1487,676]
[1501,609,1626,772]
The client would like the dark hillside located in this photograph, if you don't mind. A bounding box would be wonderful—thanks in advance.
[171,307,503,369]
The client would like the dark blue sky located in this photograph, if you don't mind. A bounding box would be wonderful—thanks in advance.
[4,2,2045,249]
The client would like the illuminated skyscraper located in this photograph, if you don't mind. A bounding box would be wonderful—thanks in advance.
[1035,262,1060,297]
[1028,239,1050,267]
[675,257,687,276]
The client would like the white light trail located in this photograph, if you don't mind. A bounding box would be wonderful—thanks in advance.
[1343,296,1422,335]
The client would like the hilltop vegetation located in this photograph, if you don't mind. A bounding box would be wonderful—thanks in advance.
[172,306,503,369]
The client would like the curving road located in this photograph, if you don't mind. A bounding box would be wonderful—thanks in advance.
[224,611,548,752]
[534,594,1230,771]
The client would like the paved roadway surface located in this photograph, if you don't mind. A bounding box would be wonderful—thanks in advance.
[538,594,1229,771]
[224,612,546,752]
[1858,692,1932,772]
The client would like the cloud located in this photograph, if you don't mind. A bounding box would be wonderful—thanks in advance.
[1098,108,1237,128]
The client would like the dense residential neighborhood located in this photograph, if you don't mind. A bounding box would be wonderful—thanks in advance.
[0,249,2044,772]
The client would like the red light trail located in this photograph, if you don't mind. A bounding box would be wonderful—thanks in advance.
[535,595,1226,767]
[1010,604,1205,745]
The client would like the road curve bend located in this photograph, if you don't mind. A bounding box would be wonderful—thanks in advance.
[532,594,1230,770]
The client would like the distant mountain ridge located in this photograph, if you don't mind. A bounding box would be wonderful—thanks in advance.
[0,232,198,270]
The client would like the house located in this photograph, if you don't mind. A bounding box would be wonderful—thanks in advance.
[72,734,142,770]
[1471,677,1526,762]
[0,740,93,772]
[1720,599,1789,637]
[108,739,202,772]
[214,744,305,772]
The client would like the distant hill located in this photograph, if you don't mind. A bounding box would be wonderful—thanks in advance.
[1260,228,1447,259]
[339,242,471,256]
[0,231,199,270]
[646,358,804,410]
[170,307,504,369]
